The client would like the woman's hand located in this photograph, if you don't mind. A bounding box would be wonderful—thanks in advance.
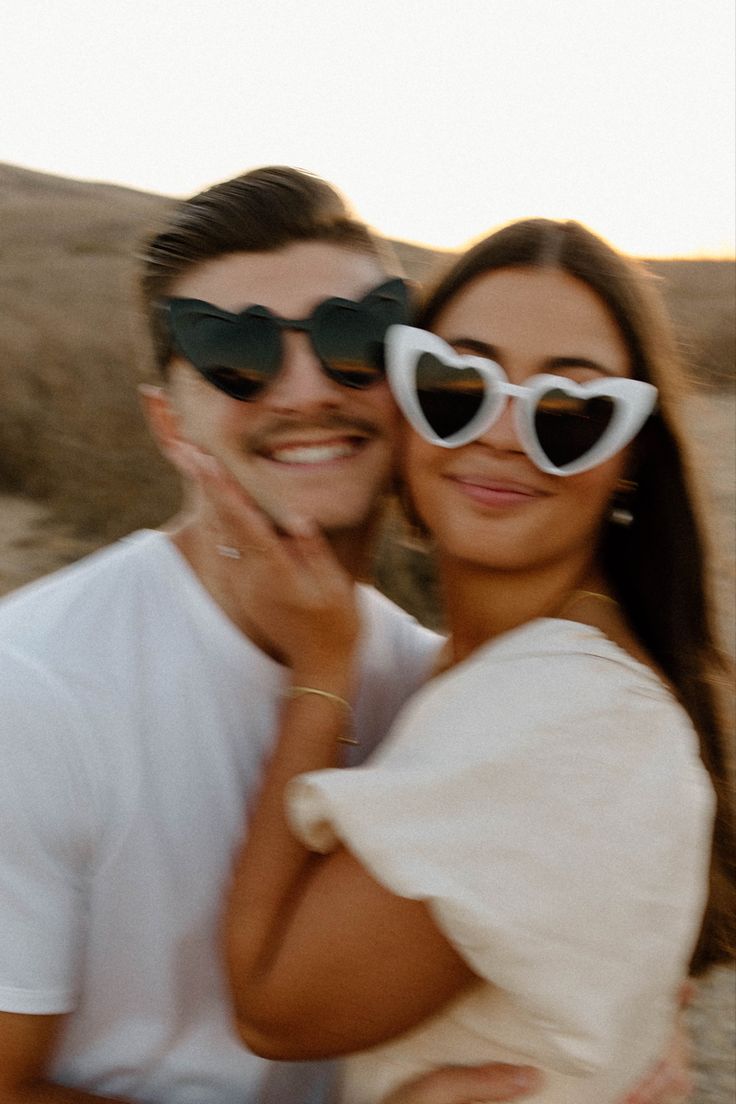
[383,980,696,1104]
[191,449,360,684]
[623,981,696,1104]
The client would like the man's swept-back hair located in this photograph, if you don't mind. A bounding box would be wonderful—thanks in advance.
[138,166,387,372]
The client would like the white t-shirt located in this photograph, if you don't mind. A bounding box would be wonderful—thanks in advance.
[289,618,715,1104]
[0,529,440,1103]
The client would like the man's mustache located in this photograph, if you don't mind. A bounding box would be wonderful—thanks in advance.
[245,414,384,451]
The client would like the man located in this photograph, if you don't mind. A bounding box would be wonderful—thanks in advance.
[0,167,690,1103]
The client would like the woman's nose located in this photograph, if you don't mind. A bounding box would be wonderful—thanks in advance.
[476,396,524,454]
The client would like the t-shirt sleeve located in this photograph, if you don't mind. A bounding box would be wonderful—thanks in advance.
[0,649,97,1013]
[287,650,714,1075]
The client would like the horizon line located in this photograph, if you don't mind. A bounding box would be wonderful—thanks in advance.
[3,159,735,265]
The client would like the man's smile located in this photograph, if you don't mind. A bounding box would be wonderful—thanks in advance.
[262,434,371,466]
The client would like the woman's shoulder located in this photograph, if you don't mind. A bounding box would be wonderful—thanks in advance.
[438,617,671,697]
[401,617,700,763]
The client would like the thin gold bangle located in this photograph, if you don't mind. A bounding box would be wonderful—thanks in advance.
[283,686,359,746]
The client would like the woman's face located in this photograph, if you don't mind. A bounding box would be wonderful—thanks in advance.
[405,266,634,574]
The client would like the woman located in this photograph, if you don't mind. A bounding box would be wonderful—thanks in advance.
[211,220,733,1102]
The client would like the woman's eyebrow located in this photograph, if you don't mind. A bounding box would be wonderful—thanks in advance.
[547,356,618,377]
[450,337,499,359]
[451,339,618,378]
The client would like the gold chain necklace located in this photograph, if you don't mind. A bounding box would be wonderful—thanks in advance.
[563,589,620,614]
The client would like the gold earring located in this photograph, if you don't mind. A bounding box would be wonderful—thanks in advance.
[609,478,638,527]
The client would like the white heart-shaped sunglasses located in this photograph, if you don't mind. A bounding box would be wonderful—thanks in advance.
[386,325,658,476]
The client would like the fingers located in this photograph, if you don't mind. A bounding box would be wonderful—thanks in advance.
[626,1067,694,1104]
[623,1051,694,1104]
[184,445,358,655]
[184,447,296,554]
[382,1063,542,1104]
[624,1068,693,1104]
[210,458,312,540]
[677,979,697,1009]
[190,450,347,585]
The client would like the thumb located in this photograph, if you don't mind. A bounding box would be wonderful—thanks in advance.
[383,1063,543,1104]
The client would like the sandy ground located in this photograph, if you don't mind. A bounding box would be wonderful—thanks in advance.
[0,391,734,1101]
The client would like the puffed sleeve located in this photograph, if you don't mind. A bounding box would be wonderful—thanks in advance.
[287,643,714,1075]
[0,648,98,1013]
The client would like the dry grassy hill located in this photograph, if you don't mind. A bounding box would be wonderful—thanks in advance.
[0,163,177,536]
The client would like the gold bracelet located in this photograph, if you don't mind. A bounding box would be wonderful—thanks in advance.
[283,686,359,746]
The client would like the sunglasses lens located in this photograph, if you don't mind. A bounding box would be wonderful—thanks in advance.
[415,352,486,439]
[323,308,387,386]
[317,281,412,388]
[173,310,279,400]
[534,389,615,468]
[315,305,392,388]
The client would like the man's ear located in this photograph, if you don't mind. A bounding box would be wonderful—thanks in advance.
[138,383,198,478]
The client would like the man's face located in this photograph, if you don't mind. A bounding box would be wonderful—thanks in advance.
[163,242,401,535]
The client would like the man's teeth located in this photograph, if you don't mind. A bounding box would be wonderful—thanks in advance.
[268,440,361,464]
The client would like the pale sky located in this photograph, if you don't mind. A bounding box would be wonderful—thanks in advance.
[1,0,734,257]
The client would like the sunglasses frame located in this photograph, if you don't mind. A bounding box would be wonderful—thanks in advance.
[386,325,658,476]
[160,278,411,401]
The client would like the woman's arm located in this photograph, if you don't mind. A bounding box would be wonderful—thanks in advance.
[187,460,476,1058]
[226,694,476,1060]
[216,541,475,1056]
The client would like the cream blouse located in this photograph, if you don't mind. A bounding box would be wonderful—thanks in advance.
[288,619,714,1104]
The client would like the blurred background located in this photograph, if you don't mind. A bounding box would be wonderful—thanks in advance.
[0,2,733,1098]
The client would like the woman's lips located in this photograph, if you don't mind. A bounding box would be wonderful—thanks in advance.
[448,474,548,508]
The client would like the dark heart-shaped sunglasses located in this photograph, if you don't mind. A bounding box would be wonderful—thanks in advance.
[386,325,658,476]
[159,278,411,401]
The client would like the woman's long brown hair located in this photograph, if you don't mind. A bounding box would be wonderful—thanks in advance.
[417,219,734,974]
